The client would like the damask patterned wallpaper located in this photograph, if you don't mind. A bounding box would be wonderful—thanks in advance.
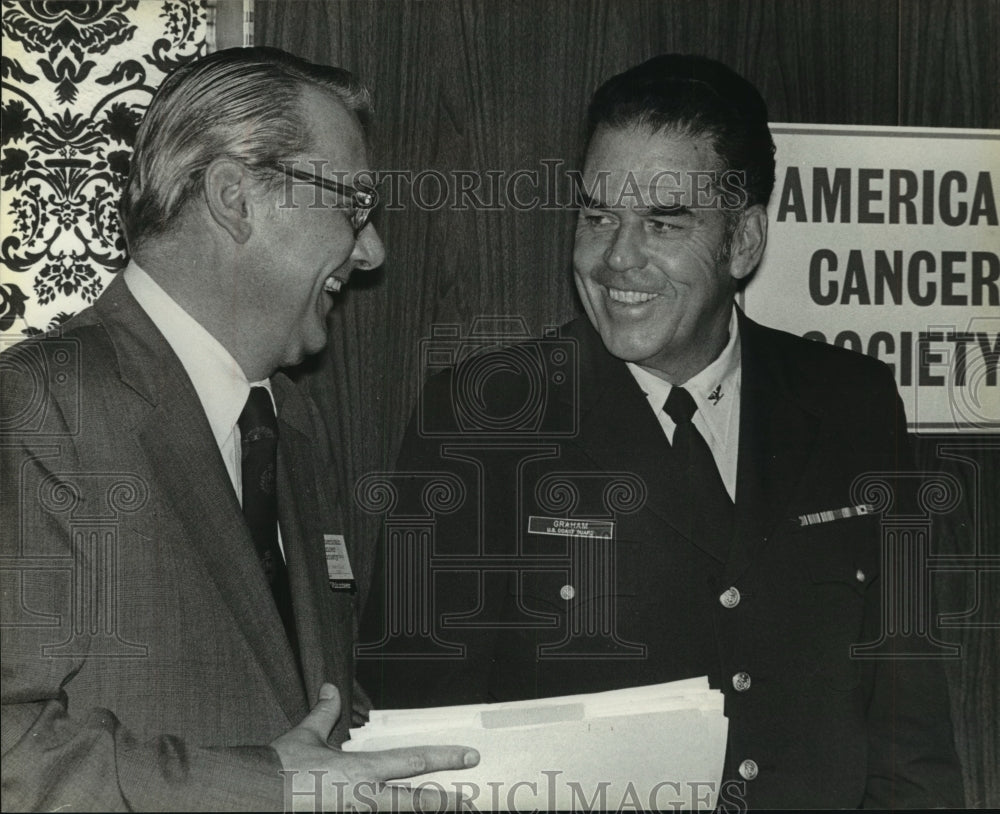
[0,0,208,343]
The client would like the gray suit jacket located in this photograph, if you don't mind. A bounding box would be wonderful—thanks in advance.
[1,275,357,811]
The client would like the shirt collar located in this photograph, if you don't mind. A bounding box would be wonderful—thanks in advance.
[626,306,741,445]
[123,261,271,446]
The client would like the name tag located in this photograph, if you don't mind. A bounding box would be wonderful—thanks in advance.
[324,534,355,592]
[527,515,615,538]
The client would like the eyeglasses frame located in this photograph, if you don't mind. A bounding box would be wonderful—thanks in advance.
[270,162,378,237]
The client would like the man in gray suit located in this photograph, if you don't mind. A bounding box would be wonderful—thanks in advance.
[1,47,476,811]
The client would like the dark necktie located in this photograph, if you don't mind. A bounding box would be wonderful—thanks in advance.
[663,386,734,560]
[238,387,300,663]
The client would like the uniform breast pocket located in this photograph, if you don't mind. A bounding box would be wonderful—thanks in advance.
[504,537,650,660]
[507,566,570,623]
[796,512,881,595]
[773,514,883,690]
[506,536,642,621]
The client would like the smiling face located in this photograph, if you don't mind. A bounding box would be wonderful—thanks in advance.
[573,124,763,383]
[243,87,385,376]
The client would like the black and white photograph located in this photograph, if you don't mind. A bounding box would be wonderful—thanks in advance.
[1,0,997,810]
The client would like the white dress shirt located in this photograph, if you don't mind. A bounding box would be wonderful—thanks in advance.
[123,262,285,555]
[626,307,741,501]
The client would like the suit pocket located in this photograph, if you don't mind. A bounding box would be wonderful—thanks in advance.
[506,566,568,622]
[793,513,882,594]
[503,535,650,638]
[501,539,651,661]
[775,514,882,690]
[511,534,641,612]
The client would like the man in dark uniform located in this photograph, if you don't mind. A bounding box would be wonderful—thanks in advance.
[359,54,963,809]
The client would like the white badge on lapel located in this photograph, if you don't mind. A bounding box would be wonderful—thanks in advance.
[324,534,355,592]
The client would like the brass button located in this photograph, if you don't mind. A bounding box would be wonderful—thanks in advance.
[719,587,741,608]
[560,584,575,600]
[739,759,759,780]
[732,672,752,692]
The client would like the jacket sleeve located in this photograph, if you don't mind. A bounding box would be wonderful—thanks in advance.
[2,698,284,812]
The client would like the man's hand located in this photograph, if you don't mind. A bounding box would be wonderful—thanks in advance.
[271,683,479,811]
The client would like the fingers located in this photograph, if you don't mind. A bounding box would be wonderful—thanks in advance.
[414,744,480,774]
[363,744,480,782]
[296,682,342,743]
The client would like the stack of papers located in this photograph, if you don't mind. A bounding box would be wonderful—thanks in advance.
[344,676,728,810]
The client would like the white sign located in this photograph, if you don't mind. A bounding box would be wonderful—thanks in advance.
[743,124,999,432]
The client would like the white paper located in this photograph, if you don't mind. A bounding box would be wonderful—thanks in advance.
[344,677,728,810]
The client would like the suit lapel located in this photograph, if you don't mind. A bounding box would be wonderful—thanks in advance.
[725,312,821,583]
[560,320,725,561]
[96,277,308,724]
[272,376,351,705]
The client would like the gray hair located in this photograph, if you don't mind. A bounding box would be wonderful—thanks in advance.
[121,47,372,250]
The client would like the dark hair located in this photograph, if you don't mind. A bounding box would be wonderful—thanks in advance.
[121,47,373,250]
[585,54,776,208]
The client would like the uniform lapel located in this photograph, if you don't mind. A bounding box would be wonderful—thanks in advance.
[96,277,308,724]
[560,320,725,561]
[724,311,821,583]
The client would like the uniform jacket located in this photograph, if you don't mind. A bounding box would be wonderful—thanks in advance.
[1,276,358,811]
[358,310,963,809]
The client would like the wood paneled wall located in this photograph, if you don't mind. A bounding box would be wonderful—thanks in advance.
[257,1,998,805]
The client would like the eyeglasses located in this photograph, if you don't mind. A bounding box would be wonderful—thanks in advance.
[271,163,378,237]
